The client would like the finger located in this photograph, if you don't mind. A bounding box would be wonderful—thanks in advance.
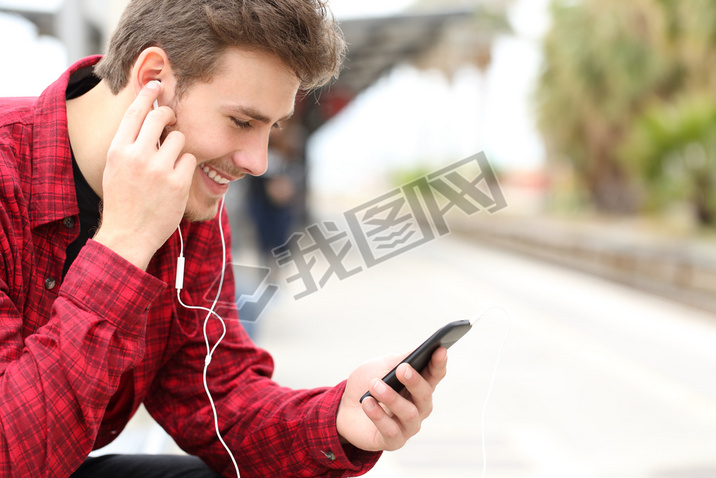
[396,363,434,418]
[152,130,186,167]
[421,346,448,388]
[368,378,421,438]
[361,395,404,451]
[112,81,162,147]
[135,106,176,153]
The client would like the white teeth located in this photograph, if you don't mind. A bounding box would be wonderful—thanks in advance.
[201,165,231,185]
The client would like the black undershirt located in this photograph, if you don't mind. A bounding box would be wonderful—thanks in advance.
[61,72,103,279]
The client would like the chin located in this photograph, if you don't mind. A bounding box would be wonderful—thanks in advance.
[184,199,222,223]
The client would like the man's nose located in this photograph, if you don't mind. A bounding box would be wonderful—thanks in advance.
[234,130,269,176]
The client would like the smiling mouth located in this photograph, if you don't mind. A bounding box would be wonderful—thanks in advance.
[201,164,232,185]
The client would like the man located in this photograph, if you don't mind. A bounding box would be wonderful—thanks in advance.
[0,1,448,477]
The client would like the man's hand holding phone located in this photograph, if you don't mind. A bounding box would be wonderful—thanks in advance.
[94,81,197,271]
[337,347,448,452]
[336,319,474,452]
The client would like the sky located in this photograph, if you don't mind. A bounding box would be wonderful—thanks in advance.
[0,0,63,12]
[330,0,415,19]
[0,0,551,194]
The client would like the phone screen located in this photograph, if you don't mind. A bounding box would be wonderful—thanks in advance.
[360,319,473,403]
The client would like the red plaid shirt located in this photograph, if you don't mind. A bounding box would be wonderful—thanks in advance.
[0,57,379,477]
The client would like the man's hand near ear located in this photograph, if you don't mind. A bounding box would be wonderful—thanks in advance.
[93,81,197,271]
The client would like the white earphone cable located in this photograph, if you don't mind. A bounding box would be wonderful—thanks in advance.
[175,197,241,478]
[477,308,511,478]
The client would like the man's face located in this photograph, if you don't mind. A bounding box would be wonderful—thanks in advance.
[168,47,300,222]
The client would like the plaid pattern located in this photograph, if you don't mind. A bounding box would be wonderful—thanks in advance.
[0,57,379,477]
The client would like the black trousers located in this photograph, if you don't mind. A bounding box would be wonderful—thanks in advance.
[71,454,225,478]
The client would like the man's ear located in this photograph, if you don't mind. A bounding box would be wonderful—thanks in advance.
[130,47,175,99]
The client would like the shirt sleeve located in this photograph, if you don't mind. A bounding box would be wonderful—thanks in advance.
[0,240,166,477]
[143,215,381,477]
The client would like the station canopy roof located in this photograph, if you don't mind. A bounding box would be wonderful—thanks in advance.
[305,7,503,127]
[335,9,477,93]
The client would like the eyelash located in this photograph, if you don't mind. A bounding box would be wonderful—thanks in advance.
[231,118,252,130]
[231,118,283,131]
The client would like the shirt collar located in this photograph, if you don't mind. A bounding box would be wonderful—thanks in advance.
[29,55,103,228]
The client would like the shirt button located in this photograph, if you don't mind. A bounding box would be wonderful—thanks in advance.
[322,450,336,461]
[62,217,75,229]
[44,278,57,290]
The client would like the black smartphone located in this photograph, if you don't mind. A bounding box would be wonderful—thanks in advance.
[360,318,474,403]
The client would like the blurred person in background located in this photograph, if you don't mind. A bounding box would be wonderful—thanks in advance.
[246,119,305,269]
[0,0,449,477]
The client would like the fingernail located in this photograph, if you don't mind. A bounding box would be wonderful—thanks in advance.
[146,80,161,90]
[374,380,386,394]
[404,365,413,380]
[364,398,376,410]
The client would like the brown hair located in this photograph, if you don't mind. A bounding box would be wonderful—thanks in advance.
[94,0,346,96]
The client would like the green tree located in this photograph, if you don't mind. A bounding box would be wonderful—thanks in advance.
[536,0,680,213]
[621,94,716,225]
[619,0,716,225]
[538,0,716,225]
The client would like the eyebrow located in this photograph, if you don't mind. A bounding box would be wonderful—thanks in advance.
[228,105,294,125]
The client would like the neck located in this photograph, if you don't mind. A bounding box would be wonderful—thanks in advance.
[66,80,133,198]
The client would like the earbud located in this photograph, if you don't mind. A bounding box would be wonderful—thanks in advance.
[153,96,161,149]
